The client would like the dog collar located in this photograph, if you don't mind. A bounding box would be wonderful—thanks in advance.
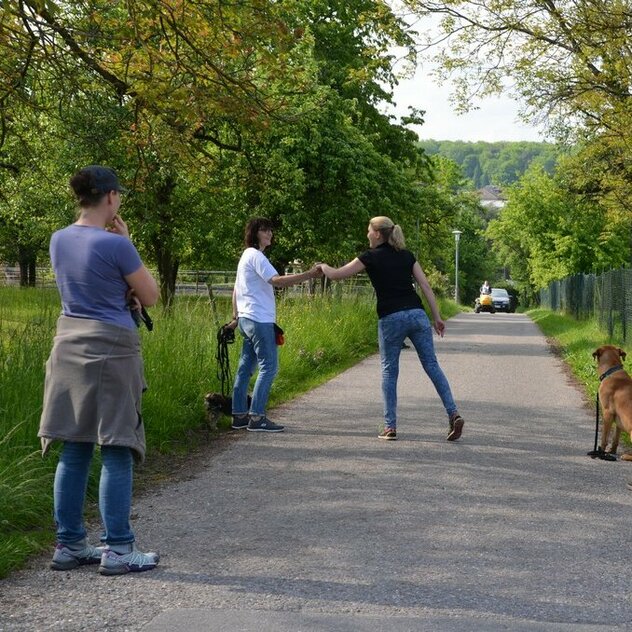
[599,365,624,381]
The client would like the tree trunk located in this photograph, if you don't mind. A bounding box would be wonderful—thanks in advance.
[155,244,179,309]
[152,175,179,309]
[17,246,37,287]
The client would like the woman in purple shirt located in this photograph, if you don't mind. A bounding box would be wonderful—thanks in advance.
[39,166,160,575]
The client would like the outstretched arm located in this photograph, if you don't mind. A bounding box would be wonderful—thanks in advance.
[321,258,365,280]
[269,264,322,288]
[412,261,445,337]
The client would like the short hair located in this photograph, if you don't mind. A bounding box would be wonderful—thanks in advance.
[244,217,274,249]
[69,165,123,207]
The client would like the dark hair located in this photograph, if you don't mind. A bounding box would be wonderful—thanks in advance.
[244,217,274,249]
[69,165,123,207]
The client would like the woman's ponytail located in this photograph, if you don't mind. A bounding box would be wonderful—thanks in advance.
[370,216,406,250]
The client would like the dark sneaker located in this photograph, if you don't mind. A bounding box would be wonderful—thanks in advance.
[50,540,105,570]
[231,414,249,430]
[99,545,160,576]
[378,427,397,440]
[447,414,464,441]
[247,416,284,432]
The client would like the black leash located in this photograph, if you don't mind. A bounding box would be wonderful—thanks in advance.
[587,390,617,461]
[131,306,153,331]
[216,324,235,397]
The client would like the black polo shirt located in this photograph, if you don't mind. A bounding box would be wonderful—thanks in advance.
[358,243,423,318]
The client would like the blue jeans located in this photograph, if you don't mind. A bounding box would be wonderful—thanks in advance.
[232,317,278,417]
[378,308,457,428]
[53,442,134,545]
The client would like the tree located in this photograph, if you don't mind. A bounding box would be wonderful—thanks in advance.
[403,0,632,227]
[0,0,319,302]
[487,163,631,296]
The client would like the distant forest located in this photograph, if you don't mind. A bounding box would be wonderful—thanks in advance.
[418,140,561,188]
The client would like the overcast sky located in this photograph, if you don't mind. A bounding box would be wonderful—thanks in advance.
[389,67,549,144]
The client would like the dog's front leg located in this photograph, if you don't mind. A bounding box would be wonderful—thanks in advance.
[600,410,615,452]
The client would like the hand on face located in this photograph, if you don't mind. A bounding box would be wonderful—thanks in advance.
[107,214,130,239]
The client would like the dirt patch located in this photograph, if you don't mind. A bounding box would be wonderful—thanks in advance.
[135,423,243,493]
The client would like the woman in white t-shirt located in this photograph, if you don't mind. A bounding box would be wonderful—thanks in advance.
[229,218,321,432]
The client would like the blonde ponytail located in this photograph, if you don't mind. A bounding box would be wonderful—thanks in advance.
[370,216,406,251]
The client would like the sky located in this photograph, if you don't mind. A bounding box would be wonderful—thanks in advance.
[389,65,548,144]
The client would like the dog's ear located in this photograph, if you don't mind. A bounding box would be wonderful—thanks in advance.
[619,349,627,362]
[592,348,602,360]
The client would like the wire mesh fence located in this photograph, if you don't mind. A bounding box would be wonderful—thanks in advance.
[0,266,374,298]
[540,269,632,341]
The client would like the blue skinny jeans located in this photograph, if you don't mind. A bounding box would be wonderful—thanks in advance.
[378,308,457,428]
[53,441,135,546]
[232,317,279,417]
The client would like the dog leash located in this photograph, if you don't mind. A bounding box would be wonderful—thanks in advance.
[216,324,235,398]
[587,389,618,461]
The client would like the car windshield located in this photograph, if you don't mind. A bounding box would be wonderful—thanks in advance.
[491,289,509,298]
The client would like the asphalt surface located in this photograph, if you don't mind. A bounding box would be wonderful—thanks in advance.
[2,312,632,631]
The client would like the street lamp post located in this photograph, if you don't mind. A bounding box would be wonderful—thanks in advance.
[452,230,462,304]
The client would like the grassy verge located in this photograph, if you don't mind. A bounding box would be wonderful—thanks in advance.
[0,286,459,577]
[527,308,616,404]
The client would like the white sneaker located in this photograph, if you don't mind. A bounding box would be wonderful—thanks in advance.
[99,544,160,576]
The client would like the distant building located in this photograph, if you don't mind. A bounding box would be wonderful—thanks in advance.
[477,185,506,210]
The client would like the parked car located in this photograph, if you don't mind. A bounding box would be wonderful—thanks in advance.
[491,288,512,313]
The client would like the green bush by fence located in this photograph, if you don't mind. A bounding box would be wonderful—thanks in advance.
[540,269,632,342]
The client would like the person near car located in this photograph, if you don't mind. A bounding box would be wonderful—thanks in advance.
[320,216,464,441]
[39,165,160,575]
[228,217,323,433]
[480,280,491,294]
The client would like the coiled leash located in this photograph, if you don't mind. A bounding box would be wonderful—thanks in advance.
[216,323,235,397]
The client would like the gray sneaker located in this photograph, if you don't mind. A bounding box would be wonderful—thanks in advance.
[247,416,284,432]
[50,540,105,570]
[99,545,160,576]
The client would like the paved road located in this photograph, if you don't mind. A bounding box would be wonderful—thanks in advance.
[2,313,632,631]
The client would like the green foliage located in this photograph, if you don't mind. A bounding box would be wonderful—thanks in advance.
[418,140,561,187]
[487,163,632,299]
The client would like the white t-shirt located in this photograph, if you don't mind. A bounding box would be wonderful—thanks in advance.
[235,247,279,323]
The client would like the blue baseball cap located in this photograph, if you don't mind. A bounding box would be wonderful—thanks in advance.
[81,165,127,193]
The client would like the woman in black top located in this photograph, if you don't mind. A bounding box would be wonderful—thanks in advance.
[321,216,463,441]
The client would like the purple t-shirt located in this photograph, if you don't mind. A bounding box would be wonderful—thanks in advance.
[50,225,143,329]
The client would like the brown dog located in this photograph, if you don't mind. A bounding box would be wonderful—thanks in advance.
[592,345,632,457]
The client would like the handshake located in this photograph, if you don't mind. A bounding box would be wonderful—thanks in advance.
[306,263,336,279]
